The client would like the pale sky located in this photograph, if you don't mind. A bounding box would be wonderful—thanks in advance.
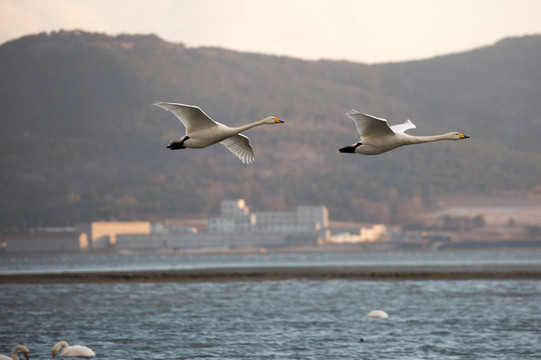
[1,0,541,64]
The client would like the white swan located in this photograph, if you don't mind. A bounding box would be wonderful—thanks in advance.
[0,345,29,360]
[153,101,284,164]
[52,341,95,357]
[339,110,469,155]
[366,310,389,318]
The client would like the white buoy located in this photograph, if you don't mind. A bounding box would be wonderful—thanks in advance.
[366,310,389,318]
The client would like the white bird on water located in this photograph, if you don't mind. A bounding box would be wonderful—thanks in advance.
[339,110,469,155]
[153,101,284,164]
[0,345,29,360]
[366,310,389,318]
[52,341,95,357]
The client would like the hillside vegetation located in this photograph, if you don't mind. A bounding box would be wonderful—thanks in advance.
[1,30,541,231]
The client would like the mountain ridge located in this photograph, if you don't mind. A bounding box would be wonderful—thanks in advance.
[1,30,540,232]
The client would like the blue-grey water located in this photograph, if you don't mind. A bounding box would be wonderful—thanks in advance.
[1,250,541,359]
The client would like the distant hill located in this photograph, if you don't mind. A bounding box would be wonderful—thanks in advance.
[1,30,541,232]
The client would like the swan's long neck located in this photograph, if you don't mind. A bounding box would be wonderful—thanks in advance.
[232,118,269,133]
[53,341,69,356]
[405,133,454,144]
[12,346,28,360]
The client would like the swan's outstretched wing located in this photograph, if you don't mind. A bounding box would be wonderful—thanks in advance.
[345,110,394,138]
[221,134,255,164]
[153,101,217,133]
[390,119,416,134]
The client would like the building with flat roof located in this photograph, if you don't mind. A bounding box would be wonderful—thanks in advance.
[76,221,151,248]
[208,199,328,235]
[3,232,89,253]
[116,200,330,251]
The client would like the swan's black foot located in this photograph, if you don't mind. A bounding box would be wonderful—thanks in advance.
[167,136,189,150]
[339,146,355,153]
[339,142,361,153]
[167,143,185,150]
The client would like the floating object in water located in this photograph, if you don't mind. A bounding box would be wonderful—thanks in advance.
[366,310,389,318]
[52,341,95,357]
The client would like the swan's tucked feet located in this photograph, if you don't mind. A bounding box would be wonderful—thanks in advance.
[339,142,361,153]
[167,142,185,150]
[167,137,189,150]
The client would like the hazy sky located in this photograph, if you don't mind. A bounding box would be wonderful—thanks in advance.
[1,0,541,63]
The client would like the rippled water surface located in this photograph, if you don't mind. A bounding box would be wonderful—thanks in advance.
[2,280,541,359]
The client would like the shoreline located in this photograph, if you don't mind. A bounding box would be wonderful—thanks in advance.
[2,264,541,284]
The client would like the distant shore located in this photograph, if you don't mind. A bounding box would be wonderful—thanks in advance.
[2,264,541,284]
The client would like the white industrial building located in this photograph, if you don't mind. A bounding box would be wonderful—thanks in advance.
[116,199,329,251]
[208,199,328,234]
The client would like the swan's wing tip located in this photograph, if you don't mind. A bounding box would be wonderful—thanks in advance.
[152,101,203,109]
[221,135,255,164]
[239,149,255,164]
[345,109,361,116]
[242,155,255,164]
[152,101,178,111]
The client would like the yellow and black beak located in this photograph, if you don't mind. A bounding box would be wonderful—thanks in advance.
[458,133,469,139]
[274,117,284,123]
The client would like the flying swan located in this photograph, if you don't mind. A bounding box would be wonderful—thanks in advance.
[52,341,95,357]
[0,345,29,360]
[339,110,469,155]
[153,101,284,164]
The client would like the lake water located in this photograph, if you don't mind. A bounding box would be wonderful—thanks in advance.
[1,250,541,359]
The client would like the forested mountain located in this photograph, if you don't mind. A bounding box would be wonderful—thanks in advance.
[1,30,541,231]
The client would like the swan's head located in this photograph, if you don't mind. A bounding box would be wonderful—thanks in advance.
[14,345,29,360]
[52,341,68,357]
[264,116,284,124]
[451,132,469,140]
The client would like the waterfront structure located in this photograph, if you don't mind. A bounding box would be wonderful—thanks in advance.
[3,232,89,253]
[208,200,328,235]
[207,199,256,233]
[4,201,395,254]
[75,221,151,248]
[325,224,387,244]
[116,200,329,251]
